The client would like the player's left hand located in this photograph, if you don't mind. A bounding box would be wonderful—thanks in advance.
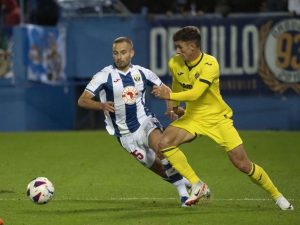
[174,106,185,117]
[152,85,171,100]
[165,110,178,121]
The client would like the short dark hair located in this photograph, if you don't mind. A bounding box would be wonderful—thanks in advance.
[113,37,133,48]
[173,26,201,48]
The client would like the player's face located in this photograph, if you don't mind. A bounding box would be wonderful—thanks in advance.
[112,42,134,71]
[174,41,198,62]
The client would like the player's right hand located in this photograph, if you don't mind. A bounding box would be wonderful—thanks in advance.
[101,101,115,113]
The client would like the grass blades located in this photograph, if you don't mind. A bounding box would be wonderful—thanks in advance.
[0,131,299,225]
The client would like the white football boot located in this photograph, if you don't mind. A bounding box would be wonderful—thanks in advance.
[275,196,294,210]
[185,182,211,206]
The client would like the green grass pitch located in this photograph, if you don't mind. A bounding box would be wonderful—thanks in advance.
[0,130,299,225]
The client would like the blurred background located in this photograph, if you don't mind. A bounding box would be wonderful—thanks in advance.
[0,0,299,131]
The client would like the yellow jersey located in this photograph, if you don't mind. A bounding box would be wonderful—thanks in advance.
[169,52,233,123]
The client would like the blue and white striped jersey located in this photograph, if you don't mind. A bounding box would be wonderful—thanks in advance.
[85,64,162,137]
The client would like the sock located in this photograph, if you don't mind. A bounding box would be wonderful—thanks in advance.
[161,159,189,197]
[162,146,200,184]
[173,180,189,197]
[182,177,192,189]
[248,163,282,199]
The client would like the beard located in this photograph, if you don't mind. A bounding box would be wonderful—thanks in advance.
[115,61,130,70]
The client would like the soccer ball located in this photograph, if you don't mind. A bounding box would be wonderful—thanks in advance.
[26,177,55,204]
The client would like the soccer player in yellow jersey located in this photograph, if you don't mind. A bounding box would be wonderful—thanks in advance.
[152,26,293,210]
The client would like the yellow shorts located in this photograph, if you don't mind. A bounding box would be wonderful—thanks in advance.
[171,115,243,152]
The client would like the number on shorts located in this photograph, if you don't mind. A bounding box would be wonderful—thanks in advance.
[131,150,144,160]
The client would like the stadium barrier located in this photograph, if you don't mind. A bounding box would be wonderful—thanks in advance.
[0,14,299,131]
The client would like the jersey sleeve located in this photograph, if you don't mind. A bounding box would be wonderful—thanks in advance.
[144,68,162,87]
[169,57,219,102]
[198,57,219,85]
[170,80,209,102]
[85,71,107,95]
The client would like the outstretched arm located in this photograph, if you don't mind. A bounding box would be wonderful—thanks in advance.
[78,90,115,113]
[170,81,209,101]
[152,81,209,102]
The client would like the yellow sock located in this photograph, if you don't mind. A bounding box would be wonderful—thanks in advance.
[162,146,200,184]
[248,163,282,199]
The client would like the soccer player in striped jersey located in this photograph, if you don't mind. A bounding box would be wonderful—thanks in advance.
[152,26,293,210]
[78,36,210,207]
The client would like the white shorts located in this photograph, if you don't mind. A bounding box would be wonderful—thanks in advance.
[119,117,162,168]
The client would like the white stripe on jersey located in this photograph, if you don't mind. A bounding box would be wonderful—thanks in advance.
[85,64,162,137]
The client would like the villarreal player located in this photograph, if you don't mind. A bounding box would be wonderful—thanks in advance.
[152,26,293,210]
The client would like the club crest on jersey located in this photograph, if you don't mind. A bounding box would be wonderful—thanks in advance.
[122,86,138,105]
[133,74,141,82]
[194,72,200,79]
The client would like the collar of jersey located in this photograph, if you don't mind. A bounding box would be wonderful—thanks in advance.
[113,63,133,75]
[185,52,204,71]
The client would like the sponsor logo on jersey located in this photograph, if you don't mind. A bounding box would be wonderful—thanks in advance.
[122,86,138,105]
[179,82,192,89]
